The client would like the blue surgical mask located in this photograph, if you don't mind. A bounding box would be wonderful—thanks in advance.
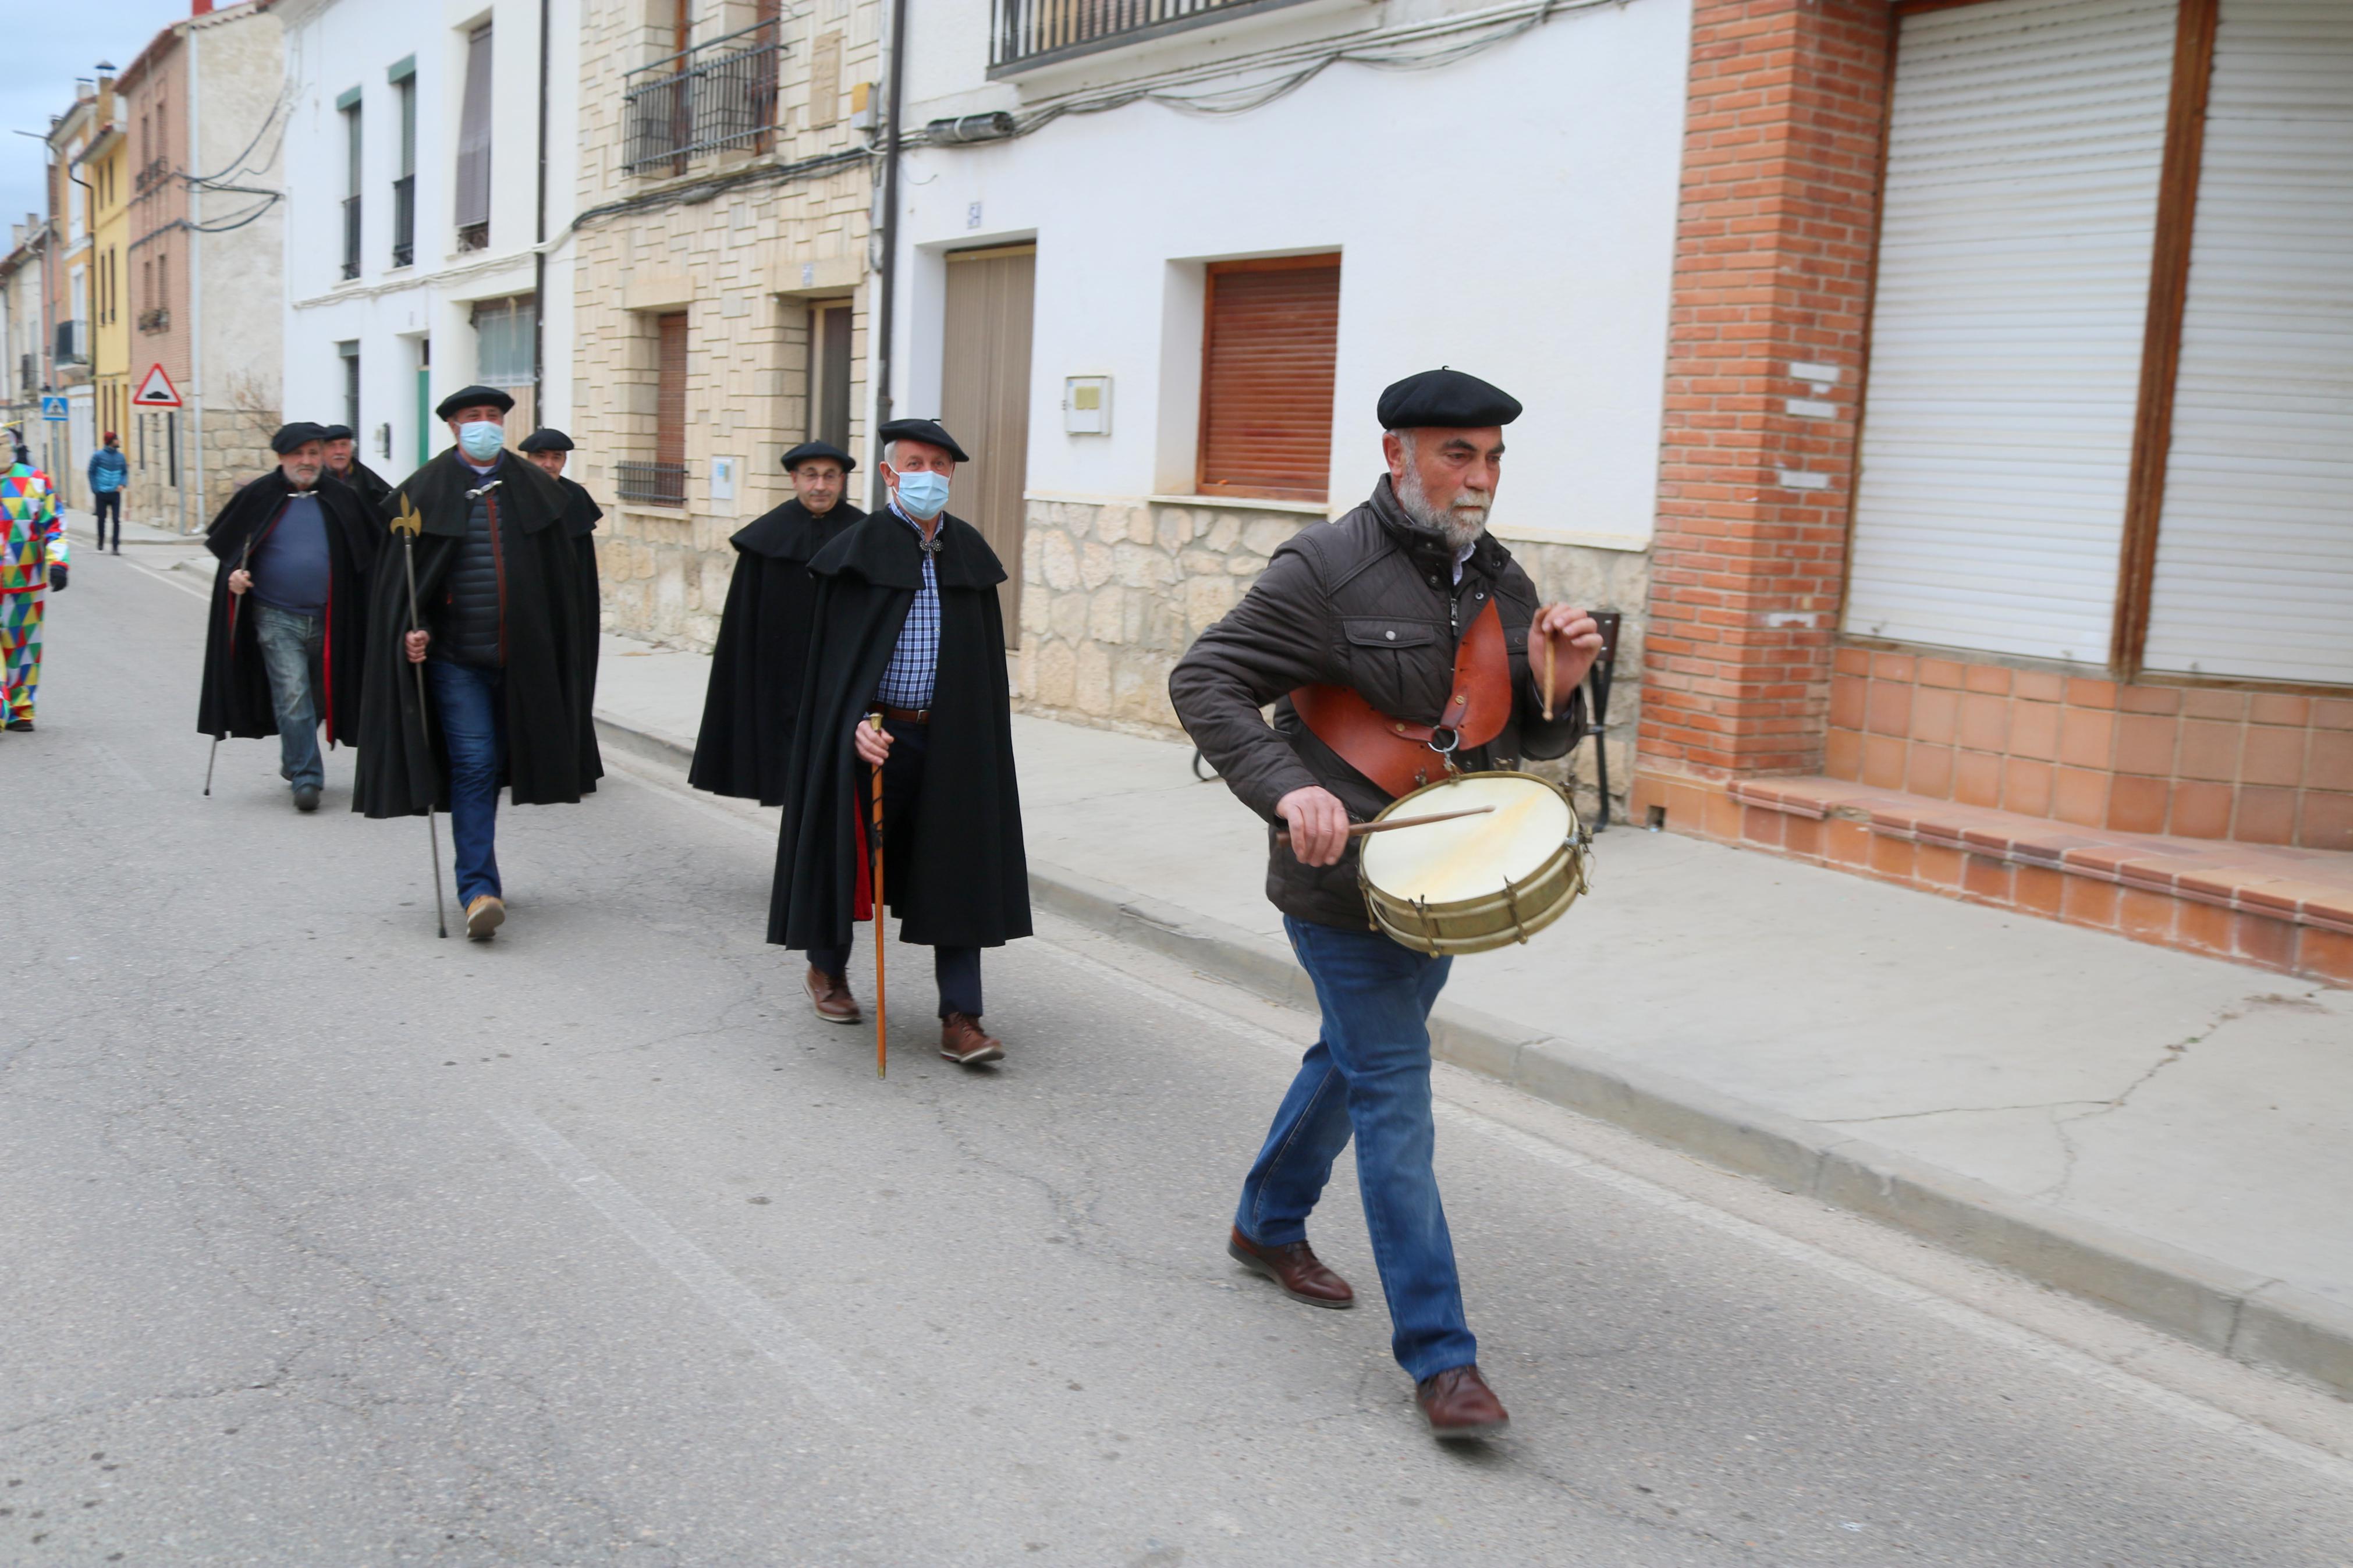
[892,469,951,520]
[457,422,504,463]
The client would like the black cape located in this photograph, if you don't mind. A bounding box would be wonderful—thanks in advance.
[350,450,601,817]
[195,470,379,744]
[336,458,395,514]
[690,497,865,805]
[768,509,1031,951]
[556,474,606,784]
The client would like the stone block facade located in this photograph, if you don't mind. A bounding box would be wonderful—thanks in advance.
[1014,495,1649,817]
[570,0,880,648]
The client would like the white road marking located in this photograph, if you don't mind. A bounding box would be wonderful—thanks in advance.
[118,554,211,601]
[1031,937,2353,1489]
[488,1105,869,1418]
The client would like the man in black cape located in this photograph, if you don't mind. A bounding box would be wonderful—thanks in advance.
[353,386,600,941]
[321,424,395,513]
[519,427,608,784]
[196,421,380,811]
[768,418,1030,1061]
[691,439,863,809]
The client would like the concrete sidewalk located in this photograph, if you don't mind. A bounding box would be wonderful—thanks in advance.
[595,630,2353,1397]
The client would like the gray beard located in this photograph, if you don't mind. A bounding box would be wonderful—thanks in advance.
[1396,466,1490,554]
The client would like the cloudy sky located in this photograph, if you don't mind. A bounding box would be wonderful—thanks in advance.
[1,3,204,241]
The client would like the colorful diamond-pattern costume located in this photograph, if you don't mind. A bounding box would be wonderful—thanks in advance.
[2,460,66,725]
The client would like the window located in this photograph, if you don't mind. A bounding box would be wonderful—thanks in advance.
[338,340,360,435]
[392,65,417,266]
[810,302,851,449]
[454,23,494,251]
[619,311,689,505]
[471,294,537,435]
[340,94,363,279]
[1197,255,1341,502]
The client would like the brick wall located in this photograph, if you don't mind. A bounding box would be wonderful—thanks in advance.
[1637,0,1890,783]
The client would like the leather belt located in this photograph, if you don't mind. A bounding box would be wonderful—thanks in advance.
[878,705,931,725]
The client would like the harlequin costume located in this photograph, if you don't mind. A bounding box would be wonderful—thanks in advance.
[1,451,68,731]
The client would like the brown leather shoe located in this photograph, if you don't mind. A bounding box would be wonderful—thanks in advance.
[1415,1365,1510,1440]
[463,895,505,941]
[804,966,861,1025]
[939,1012,1003,1065]
[1227,1226,1355,1309]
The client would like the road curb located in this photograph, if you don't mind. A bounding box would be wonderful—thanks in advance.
[595,706,2353,1400]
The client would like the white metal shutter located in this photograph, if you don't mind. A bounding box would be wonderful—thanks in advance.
[2141,0,2353,684]
[1844,0,2178,663]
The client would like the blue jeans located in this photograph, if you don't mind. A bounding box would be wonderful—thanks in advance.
[427,658,505,906]
[252,603,324,791]
[1237,916,1472,1382]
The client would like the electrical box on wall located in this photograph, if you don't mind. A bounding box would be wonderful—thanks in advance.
[711,456,738,502]
[1063,376,1111,436]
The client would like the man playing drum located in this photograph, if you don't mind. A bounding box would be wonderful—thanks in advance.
[1169,368,1603,1441]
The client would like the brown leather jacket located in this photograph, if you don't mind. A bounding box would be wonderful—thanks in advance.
[1169,475,1585,930]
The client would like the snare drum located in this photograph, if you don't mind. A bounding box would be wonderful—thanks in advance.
[1357,771,1590,956]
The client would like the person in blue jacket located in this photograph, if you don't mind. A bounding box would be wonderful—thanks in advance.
[87,432,127,553]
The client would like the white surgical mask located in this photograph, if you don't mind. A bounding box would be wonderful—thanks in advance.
[457,422,504,463]
[892,468,951,520]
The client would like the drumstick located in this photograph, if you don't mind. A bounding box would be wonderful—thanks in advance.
[1542,627,1557,723]
[1276,806,1494,848]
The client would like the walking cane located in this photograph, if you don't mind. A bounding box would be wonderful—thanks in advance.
[869,713,888,1079]
[204,535,258,796]
[391,495,449,938]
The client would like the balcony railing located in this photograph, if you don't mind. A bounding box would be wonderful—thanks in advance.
[616,461,688,506]
[990,0,1313,72]
[340,194,362,279]
[54,319,86,365]
[623,19,782,175]
[137,306,169,334]
[391,175,415,267]
[134,155,172,195]
[457,220,488,253]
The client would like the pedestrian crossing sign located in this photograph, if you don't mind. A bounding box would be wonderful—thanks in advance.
[40,395,66,421]
[132,364,182,408]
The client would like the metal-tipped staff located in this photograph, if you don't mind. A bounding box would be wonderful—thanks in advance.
[204,534,259,795]
[869,713,888,1079]
[390,493,449,938]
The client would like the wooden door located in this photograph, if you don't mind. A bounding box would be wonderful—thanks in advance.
[939,244,1036,639]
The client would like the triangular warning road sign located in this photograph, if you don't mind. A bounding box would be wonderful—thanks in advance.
[132,364,183,408]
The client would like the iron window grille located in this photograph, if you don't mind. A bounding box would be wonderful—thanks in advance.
[622,18,783,175]
[137,306,169,333]
[989,0,1314,73]
[341,194,363,279]
[134,155,172,195]
[616,460,688,506]
[391,174,415,267]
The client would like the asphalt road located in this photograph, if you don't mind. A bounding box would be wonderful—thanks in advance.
[6,555,2353,1567]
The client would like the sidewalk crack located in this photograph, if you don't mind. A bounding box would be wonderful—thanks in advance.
[2039,1000,2247,1204]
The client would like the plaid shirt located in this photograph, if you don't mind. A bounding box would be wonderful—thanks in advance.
[872,503,941,710]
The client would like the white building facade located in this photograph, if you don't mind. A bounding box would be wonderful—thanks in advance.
[881,0,1689,749]
[281,0,584,483]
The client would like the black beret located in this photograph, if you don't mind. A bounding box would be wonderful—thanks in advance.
[434,384,516,421]
[779,439,856,474]
[877,418,969,464]
[271,421,330,454]
[1376,368,1521,431]
[318,424,354,442]
[518,428,575,453]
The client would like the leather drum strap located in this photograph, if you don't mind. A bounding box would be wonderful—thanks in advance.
[1291,599,1511,799]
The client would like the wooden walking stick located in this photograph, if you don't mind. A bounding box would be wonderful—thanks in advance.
[204,535,258,796]
[869,712,888,1079]
[391,494,449,938]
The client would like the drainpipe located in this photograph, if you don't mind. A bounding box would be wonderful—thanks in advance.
[531,0,549,431]
[869,0,908,511]
[186,19,204,531]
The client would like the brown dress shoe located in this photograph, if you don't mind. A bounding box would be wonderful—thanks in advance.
[940,1012,1004,1065]
[804,966,861,1025]
[1415,1365,1510,1440]
[1227,1226,1355,1309]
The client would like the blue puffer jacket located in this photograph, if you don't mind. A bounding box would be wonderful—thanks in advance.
[88,447,127,494]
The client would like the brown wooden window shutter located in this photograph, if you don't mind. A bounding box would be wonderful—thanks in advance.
[655,311,688,467]
[1197,254,1341,503]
